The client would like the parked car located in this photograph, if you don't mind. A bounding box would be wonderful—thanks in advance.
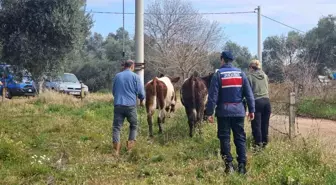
[45,73,89,97]
[0,64,37,99]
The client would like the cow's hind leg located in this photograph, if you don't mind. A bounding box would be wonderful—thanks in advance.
[188,108,197,137]
[157,109,165,134]
[170,92,177,113]
[196,103,205,136]
[147,112,154,137]
[189,119,194,137]
[165,106,171,118]
[196,121,202,136]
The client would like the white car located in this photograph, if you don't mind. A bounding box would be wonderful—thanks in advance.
[45,73,89,96]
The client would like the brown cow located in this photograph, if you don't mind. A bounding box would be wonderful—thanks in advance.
[180,73,214,137]
[145,75,180,137]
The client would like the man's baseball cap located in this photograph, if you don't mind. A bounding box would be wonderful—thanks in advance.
[221,51,234,60]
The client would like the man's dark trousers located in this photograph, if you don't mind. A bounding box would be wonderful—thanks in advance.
[112,105,138,143]
[217,117,246,164]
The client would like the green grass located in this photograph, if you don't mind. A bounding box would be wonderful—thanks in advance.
[1,94,336,184]
[298,99,336,120]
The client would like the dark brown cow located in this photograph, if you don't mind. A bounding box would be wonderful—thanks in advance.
[180,73,214,137]
[145,75,180,137]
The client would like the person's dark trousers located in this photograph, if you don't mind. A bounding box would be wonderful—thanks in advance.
[251,98,271,148]
[112,105,138,143]
[217,117,247,165]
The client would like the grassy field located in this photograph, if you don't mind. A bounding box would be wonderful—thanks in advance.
[298,99,336,120]
[1,92,336,184]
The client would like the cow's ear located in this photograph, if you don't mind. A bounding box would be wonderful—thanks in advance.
[170,77,180,83]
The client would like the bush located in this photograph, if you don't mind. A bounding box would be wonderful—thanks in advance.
[71,61,120,92]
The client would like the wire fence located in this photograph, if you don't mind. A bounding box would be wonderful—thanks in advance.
[269,80,336,139]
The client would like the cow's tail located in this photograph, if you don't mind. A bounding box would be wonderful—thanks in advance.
[153,77,157,95]
[191,76,197,121]
[152,77,158,110]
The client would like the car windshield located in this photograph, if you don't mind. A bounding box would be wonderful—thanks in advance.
[61,74,79,83]
[0,66,10,77]
[22,76,32,81]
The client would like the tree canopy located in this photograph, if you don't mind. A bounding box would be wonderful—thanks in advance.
[0,0,92,79]
[263,15,336,82]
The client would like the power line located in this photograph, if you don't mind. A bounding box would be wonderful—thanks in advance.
[261,14,305,33]
[86,10,256,15]
[86,9,305,33]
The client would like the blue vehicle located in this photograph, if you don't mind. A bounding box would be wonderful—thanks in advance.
[0,64,37,99]
[329,72,336,80]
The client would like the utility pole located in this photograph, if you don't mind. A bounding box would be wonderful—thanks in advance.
[256,6,262,69]
[84,0,87,12]
[122,0,125,58]
[135,0,145,86]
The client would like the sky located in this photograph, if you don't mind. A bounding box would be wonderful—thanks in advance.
[85,0,336,55]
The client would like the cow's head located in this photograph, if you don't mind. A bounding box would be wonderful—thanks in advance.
[201,73,215,89]
[169,76,180,84]
[159,74,180,84]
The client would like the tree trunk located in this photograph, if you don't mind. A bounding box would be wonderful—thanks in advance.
[37,77,45,94]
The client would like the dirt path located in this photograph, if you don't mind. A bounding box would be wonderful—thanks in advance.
[270,115,336,136]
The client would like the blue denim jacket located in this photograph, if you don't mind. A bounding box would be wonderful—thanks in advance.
[112,69,145,106]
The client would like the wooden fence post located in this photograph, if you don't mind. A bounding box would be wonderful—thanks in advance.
[289,92,296,139]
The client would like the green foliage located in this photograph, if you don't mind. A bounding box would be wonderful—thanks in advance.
[223,41,253,71]
[298,99,336,120]
[209,41,253,71]
[68,28,136,92]
[304,15,336,73]
[104,28,135,62]
[71,61,120,92]
[209,52,221,69]
[0,0,93,79]
[262,31,305,82]
[85,32,106,61]
[263,15,336,80]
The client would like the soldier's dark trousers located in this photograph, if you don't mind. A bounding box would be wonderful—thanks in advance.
[217,117,246,164]
[251,98,271,147]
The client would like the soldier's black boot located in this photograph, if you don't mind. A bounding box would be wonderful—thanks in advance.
[238,163,247,175]
[225,162,235,174]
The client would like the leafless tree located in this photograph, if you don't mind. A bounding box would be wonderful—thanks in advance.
[144,0,222,80]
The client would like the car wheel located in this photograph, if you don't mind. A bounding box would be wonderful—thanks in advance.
[6,91,12,99]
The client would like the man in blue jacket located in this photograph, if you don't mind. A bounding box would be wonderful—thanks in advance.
[206,51,255,174]
[112,60,145,156]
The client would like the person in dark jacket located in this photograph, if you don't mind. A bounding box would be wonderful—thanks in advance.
[206,51,255,175]
[247,59,271,149]
[112,60,145,156]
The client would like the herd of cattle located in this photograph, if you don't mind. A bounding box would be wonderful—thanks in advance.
[144,73,215,138]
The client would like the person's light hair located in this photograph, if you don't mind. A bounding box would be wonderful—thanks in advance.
[249,59,261,69]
